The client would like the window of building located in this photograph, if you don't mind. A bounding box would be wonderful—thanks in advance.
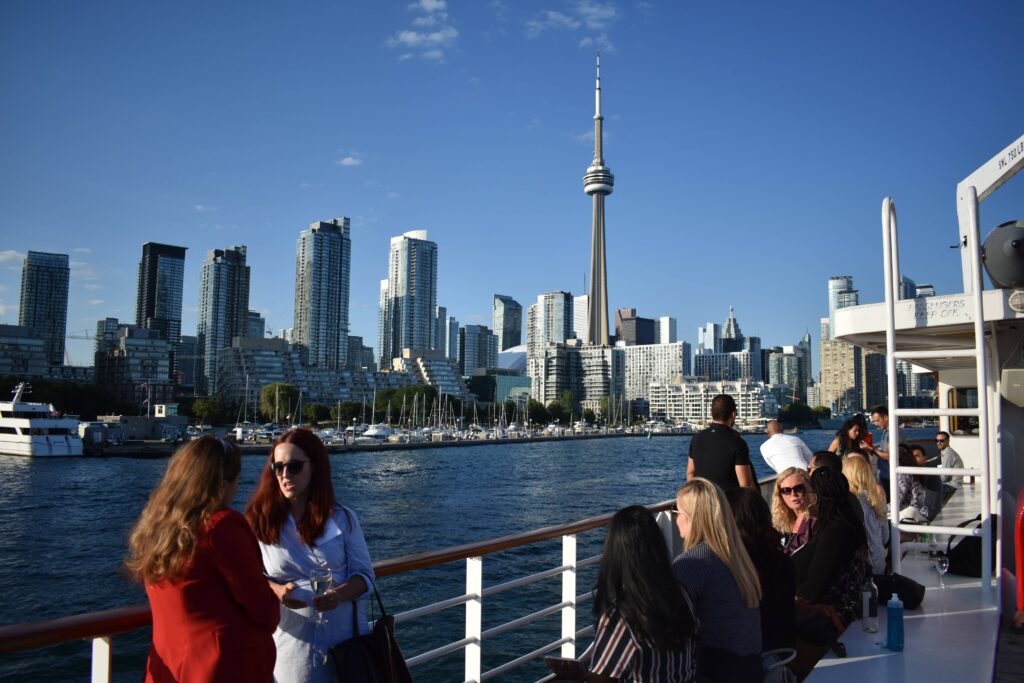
[948,387,979,435]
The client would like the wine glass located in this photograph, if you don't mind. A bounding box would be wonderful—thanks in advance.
[310,568,333,624]
[935,555,950,590]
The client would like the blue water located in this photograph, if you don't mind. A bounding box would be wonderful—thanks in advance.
[0,430,926,681]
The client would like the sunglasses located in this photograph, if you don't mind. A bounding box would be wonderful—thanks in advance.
[780,484,806,496]
[270,460,307,477]
[935,439,947,443]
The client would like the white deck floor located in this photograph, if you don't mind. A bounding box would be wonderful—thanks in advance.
[809,482,999,681]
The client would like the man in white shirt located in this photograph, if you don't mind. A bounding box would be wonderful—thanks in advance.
[936,431,964,495]
[759,420,813,473]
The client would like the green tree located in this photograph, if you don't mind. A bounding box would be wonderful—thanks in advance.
[260,383,299,423]
[582,408,596,424]
[547,400,567,425]
[527,399,548,426]
[558,389,575,412]
[812,406,832,419]
[303,403,331,423]
[778,401,813,427]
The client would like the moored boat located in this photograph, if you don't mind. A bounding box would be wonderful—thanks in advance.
[0,382,83,457]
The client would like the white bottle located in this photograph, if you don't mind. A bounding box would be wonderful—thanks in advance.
[861,579,878,633]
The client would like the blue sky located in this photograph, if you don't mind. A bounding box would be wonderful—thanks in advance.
[1,1,1022,370]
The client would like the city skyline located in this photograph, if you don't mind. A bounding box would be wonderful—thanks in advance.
[1,2,1022,368]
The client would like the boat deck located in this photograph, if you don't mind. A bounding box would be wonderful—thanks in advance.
[809,482,1000,680]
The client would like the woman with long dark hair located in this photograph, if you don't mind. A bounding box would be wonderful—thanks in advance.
[246,428,375,683]
[827,419,862,458]
[126,436,279,682]
[587,505,698,682]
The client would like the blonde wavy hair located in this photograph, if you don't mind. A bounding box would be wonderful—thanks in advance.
[125,436,241,584]
[843,455,886,522]
[770,467,814,534]
[676,478,762,608]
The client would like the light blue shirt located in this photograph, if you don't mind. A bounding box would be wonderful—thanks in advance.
[259,505,375,683]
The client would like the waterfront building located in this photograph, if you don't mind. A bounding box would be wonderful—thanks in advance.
[530,341,583,405]
[346,335,377,373]
[294,218,351,370]
[95,318,120,355]
[94,324,174,409]
[615,308,656,346]
[393,348,469,401]
[622,342,692,401]
[583,54,613,346]
[379,230,438,367]
[697,322,721,354]
[0,325,49,377]
[766,337,812,402]
[247,311,266,339]
[197,245,250,394]
[579,344,625,414]
[527,292,574,399]
[693,349,762,383]
[648,378,777,424]
[863,351,887,409]
[819,337,863,412]
[467,368,531,405]
[18,251,69,368]
[433,306,448,353]
[657,316,677,344]
[807,380,822,408]
[459,325,498,377]
[573,294,589,342]
[492,295,522,352]
[827,276,858,340]
[136,242,186,379]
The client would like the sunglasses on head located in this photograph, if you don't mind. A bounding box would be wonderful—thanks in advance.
[780,484,806,496]
[270,460,307,477]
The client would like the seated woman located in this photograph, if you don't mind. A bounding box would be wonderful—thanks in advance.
[910,443,943,520]
[827,419,864,458]
[673,478,762,683]
[575,505,698,682]
[842,455,890,576]
[126,436,279,682]
[770,466,815,554]
[726,487,796,653]
[896,444,932,523]
[793,468,870,631]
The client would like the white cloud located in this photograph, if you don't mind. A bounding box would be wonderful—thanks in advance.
[574,129,595,143]
[468,76,480,85]
[336,154,364,167]
[579,32,615,52]
[70,260,101,281]
[526,11,580,38]
[74,247,92,254]
[0,250,24,264]
[526,1,619,49]
[576,0,617,29]
[388,1,458,62]
[87,299,104,306]
[0,299,12,316]
[387,191,400,199]
[193,204,217,212]
[84,283,104,291]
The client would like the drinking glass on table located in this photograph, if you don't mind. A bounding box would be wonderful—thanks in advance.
[310,568,333,624]
[935,555,950,590]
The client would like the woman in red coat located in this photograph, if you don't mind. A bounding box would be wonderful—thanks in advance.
[125,436,279,682]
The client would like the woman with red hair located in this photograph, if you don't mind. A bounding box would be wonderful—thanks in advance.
[246,428,375,683]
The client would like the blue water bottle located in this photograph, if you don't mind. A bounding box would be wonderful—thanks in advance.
[886,596,904,651]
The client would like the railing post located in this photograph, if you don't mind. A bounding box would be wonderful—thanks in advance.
[91,636,112,683]
[561,534,577,658]
[465,556,483,683]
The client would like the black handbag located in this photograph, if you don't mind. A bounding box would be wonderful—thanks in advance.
[329,586,413,683]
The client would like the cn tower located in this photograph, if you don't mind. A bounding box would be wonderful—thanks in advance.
[583,52,613,346]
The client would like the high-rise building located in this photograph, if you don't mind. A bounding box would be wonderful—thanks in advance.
[459,325,498,376]
[379,230,438,366]
[573,294,589,342]
[721,306,745,352]
[819,317,830,342]
[247,311,266,339]
[898,275,917,300]
[445,316,459,361]
[827,276,858,340]
[615,308,656,346]
[18,251,69,368]
[916,284,936,297]
[657,317,677,344]
[433,306,448,352]
[492,295,522,352]
[94,323,174,408]
[583,54,614,346]
[294,218,351,370]
[136,242,186,379]
[623,342,691,401]
[820,337,863,412]
[694,350,761,383]
[527,292,574,358]
[697,323,721,355]
[197,246,250,394]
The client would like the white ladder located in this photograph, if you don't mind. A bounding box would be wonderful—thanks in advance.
[881,197,992,597]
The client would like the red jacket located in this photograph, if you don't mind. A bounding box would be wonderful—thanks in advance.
[144,508,279,682]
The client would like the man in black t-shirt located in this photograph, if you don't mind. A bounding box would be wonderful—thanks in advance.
[686,394,756,490]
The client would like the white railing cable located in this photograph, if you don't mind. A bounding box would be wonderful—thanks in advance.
[482,565,569,597]
[393,592,479,624]
[406,636,477,668]
[480,637,572,681]
[481,602,570,640]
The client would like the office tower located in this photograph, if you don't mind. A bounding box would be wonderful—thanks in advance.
[527,291,574,358]
[573,294,589,342]
[615,308,656,346]
[697,323,721,355]
[657,317,677,344]
[136,242,187,378]
[721,306,746,352]
[492,295,523,352]
[197,246,250,394]
[178,334,197,390]
[95,317,120,355]
[379,230,438,365]
[434,306,448,352]
[294,218,351,370]
[459,325,498,376]
[247,311,266,339]
[583,54,614,345]
[377,279,390,369]
[827,276,858,339]
[898,275,917,300]
[445,316,459,361]
[94,324,174,408]
[916,284,936,297]
[18,251,69,367]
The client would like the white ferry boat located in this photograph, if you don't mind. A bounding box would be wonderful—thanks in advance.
[0,382,83,457]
